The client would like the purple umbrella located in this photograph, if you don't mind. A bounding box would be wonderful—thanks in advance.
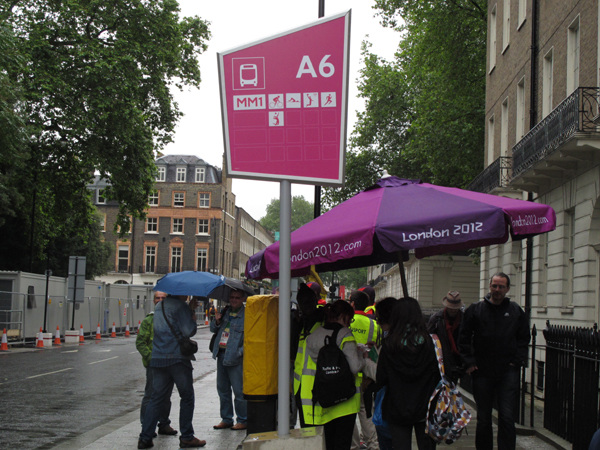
[246,177,556,282]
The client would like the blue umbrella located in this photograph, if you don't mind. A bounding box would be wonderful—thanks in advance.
[153,271,254,301]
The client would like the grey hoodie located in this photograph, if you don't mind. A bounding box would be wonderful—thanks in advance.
[305,324,364,375]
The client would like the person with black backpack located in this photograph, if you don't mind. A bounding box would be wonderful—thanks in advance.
[301,300,364,450]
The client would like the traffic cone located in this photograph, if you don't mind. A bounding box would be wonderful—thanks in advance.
[1,328,8,351]
[137,320,141,334]
[79,324,84,344]
[54,326,61,345]
[110,322,116,338]
[36,327,44,348]
[204,313,209,326]
[95,323,101,340]
[125,321,130,337]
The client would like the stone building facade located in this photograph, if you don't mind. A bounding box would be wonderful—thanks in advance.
[89,155,273,285]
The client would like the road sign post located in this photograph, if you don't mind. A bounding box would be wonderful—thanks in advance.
[219,11,351,436]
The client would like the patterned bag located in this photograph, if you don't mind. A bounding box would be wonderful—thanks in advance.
[426,334,471,445]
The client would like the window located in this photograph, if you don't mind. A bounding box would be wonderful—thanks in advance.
[176,167,186,182]
[97,189,106,204]
[99,214,106,232]
[156,166,166,182]
[172,218,183,234]
[195,167,205,183]
[118,245,129,272]
[198,193,210,208]
[487,115,495,165]
[171,247,182,273]
[489,5,497,71]
[196,248,208,271]
[543,49,554,117]
[518,0,526,29]
[146,217,158,233]
[567,17,580,95]
[516,77,526,141]
[565,209,575,307]
[145,246,156,273]
[173,192,185,207]
[148,190,159,206]
[502,0,510,52]
[198,219,209,234]
[501,98,509,157]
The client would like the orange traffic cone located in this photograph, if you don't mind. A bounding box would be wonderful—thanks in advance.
[205,313,209,326]
[95,323,101,340]
[36,327,44,348]
[1,328,8,351]
[137,320,141,334]
[79,324,84,344]
[110,322,116,338]
[125,321,130,337]
[54,326,61,345]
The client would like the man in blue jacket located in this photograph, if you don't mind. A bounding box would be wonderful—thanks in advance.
[459,272,530,450]
[211,289,248,430]
[138,294,205,449]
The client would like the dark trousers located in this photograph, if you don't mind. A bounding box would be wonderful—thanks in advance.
[390,421,435,450]
[323,413,356,450]
[472,366,520,450]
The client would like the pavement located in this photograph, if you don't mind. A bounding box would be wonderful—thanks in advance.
[39,324,570,450]
[45,370,571,450]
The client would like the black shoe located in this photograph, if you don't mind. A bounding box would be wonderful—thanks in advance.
[137,438,153,449]
[158,424,178,435]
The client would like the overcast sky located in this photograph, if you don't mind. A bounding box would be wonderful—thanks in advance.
[163,0,399,220]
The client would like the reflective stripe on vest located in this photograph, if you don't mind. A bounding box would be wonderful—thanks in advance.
[350,314,379,345]
[293,321,322,394]
[299,332,361,425]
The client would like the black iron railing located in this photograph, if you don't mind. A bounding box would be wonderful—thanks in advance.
[512,87,600,178]
[543,321,600,449]
[467,156,512,193]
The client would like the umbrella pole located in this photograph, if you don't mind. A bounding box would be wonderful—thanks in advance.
[397,253,409,298]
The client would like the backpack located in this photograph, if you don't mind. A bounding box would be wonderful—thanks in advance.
[312,327,356,409]
[426,334,471,444]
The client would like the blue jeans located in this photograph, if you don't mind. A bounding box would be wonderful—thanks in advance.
[140,367,173,427]
[472,366,520,450]
[140,363,195,441]
[216,355,247,424]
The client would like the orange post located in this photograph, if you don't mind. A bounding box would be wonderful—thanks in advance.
[36,327,44,348]
[54,326,61,345]
[1,328,8,351]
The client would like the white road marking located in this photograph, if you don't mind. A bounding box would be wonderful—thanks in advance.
[89,356,119,365]
[27,368,73,379]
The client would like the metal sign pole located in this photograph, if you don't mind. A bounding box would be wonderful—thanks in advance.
[277,180,291,436]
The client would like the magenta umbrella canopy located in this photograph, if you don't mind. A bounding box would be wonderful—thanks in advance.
[246,177,556,280]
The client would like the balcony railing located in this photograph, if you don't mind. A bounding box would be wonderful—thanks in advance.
[512,87,600,178]
[467,156,512,193]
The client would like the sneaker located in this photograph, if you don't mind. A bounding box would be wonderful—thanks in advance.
[158,424,178,435]
[179,437,207,448]
[137,438,153,449]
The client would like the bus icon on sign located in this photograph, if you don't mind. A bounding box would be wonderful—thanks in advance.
[232,57,265,90]
[240,64,258,87]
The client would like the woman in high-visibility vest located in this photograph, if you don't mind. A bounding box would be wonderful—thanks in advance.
[301,300,364,450]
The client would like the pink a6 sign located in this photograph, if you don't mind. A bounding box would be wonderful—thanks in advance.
[218,11,351,186]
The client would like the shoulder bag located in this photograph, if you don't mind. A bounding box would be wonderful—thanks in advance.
[161,301,198,356]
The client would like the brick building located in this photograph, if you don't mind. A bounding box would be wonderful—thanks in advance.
[89,155,273,285]
[469,0,600,329]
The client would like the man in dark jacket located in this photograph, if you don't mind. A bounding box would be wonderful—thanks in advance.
[427,290,464,384]
[458,273,530,450]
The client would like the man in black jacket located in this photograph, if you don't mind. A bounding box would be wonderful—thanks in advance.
[458,272,530,450]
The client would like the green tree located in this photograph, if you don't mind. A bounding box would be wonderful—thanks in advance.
[0,0,210,276]
[260,196,314,234]
[324,0,486,207]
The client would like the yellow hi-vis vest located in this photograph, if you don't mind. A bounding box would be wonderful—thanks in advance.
[350,313,380,345]
[300,332,361,425]
[293,321,322,395]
